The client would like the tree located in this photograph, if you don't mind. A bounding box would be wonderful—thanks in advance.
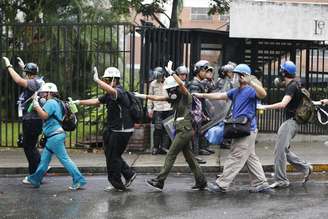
[110,0,230,28]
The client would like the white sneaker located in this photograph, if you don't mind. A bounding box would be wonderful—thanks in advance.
[303,165,313,184]
[22,177,31,185]
[104,184,115,192]
[269,181,290,189]
[104,184,124,192]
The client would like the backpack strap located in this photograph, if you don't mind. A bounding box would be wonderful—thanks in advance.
[52,98,65,123]
[317,107,328,125]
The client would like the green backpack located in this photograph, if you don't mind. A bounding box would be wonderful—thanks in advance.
[294,82,315,124]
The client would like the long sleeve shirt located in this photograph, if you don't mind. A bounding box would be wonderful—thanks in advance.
[147,80,172,112]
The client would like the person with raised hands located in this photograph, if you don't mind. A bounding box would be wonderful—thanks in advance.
[193,63,271,193]
[2,56,44,174]
[134,61,207,192]
[22,82,86,190]
[72,67,136,192]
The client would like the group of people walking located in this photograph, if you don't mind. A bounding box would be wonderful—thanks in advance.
[1,55,325,193]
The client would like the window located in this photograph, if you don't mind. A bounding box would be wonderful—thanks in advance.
[219,13,229,22]
[191,8,212,21]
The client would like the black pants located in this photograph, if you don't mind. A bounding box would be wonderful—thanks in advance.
[152,110,173,150]
[22,119,43,174]
[103,129,134,190]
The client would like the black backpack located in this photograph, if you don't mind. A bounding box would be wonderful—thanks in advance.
[125,91,144,123]
[54,99,78,131]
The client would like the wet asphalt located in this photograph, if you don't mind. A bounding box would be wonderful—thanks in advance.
[1,173,328,219]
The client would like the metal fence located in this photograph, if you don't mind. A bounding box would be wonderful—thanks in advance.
[245,39,328,134]
[1,24,328,147]
[0,22,137,147]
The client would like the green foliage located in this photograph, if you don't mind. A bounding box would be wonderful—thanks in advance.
[208,0,231,16]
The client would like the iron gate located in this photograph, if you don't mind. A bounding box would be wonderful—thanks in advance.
[0,22,137,147]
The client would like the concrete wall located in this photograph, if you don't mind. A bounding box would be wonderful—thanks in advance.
[230,0,328,41]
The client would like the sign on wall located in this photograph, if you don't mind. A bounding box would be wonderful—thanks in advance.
[230,0,328,41]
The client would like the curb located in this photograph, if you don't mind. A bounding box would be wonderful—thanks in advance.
[1,164,328,175]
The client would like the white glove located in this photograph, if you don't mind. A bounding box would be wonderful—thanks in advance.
[165,60,174,75]
[133,92,147,99]
[17,57,25,69]
[256,104,266,110]
[2,57,12,68]
[71,100,80,105]
[32,94,40,108]
[93,66,100,82]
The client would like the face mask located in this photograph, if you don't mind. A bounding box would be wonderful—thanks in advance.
[232,73,240,87]
[39,97,47,106]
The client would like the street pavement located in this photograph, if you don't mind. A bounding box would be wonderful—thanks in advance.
[1,174,328,219]
[1,138,328,175]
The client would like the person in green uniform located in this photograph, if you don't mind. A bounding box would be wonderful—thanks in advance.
[134,70,207,192]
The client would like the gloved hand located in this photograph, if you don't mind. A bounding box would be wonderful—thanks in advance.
[32,93,40,108]
[2,57,12,68]
[256,104,266,110]
[93,66,100,82]
[165,60,174,75]
[133,92,147,99]
[17,57,25,69]
[71,100,80,105]
[240,74,251,84]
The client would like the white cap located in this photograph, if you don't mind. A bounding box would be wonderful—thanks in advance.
[39,82,58,93]
[103,67,121,78]
[163,76,179,89]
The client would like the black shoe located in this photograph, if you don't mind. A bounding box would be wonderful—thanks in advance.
[125,172,137,187]
[220,143,231,149]
[191,182,207,191]
[146,178,164,191]
[205,148,215,154]
[199,149,211,156]
[206,182,226,193]
[195,157,206,164]
[157,148,167,155]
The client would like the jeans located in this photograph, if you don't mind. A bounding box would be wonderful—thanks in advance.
[22,119,42,174]
[273,119,310,183]
[28,133,86,187]
[103,129,135,190]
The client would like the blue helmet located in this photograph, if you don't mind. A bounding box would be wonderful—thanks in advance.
[280,61,296,75]
[233,64,251,75]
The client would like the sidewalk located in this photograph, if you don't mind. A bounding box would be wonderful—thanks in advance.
[1,138,328,175]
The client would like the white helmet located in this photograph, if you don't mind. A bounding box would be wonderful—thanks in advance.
[103,67,121,78]
[163,76,178,89]
[39,82,58,93]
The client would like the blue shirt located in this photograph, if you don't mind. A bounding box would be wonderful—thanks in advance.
[227,86,257,131]
[42,99,64,136]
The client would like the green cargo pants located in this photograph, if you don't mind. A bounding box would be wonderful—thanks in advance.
[156,119,207,185]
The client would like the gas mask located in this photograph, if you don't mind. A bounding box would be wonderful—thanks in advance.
[274,70,286,88]
[38,92,49,106]
[167,87,179,101]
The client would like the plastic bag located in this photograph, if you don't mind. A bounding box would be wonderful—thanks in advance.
[205,122,224,145]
